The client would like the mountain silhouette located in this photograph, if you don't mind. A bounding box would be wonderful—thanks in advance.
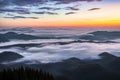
[0,36,9,42]
[0,52,120,80]
[0,51,23,63]
[0,32,40,41]
[80,31,120,41]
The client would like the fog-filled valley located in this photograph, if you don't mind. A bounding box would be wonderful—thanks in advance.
[0,28,120,63]
[0,28,120,80]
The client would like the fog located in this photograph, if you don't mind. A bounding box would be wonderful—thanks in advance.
[0,28,120,63]
[0,41,120,63]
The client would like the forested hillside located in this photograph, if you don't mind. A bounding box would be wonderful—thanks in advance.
[0,67,55,80]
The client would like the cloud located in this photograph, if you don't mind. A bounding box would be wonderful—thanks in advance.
[0,0,9,7]
[0,8,30,14]
[0,0,102,7]
[65,12,76,15]
[96,0,102,1]
[54,0,102,4]
[1,41,119,63]
[4,16,26,19]
[46,12,58,15]
[27,17,39,19]
[88,8,100,11]
[0,0,45,6]
[4,16,39,19]
[65,7,79,11]
[32,12,45,14]
[33,11,58,15]
[39,7,61,11]
[0,0,102,19]
[0,8,15,12]
[14,7,30,14]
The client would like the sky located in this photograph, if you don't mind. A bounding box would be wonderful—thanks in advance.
[0,0,120,28]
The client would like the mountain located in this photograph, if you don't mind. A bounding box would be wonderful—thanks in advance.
[109,57,120,72]
[0,32,71,42]
[27,56,120,80]
[0,51,23,63]
[0,53,120,80]
[0,31,120,43]
[90,31,120,38]
[98,52,120,73]
[88,52,118,66]
[0,32,40,41]
[80,31,120,41]
[0,36,9,42]
[99,52,117,60]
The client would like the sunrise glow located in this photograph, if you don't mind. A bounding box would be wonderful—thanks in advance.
[0,0,120,28]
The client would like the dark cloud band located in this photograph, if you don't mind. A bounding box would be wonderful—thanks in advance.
[32,11,58,15]
[88,8,100,11]
[65,12,76,15]
[4,16,39,19]
[0,8,30,14]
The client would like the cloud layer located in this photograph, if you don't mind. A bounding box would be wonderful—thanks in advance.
[0,41,120,63]
[88,8,101,11]
[0,0,102,19]
[4,16,39,19]
[0,0,102,6]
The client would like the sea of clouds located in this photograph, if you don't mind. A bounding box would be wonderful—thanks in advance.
[0,39,120,63]
[0,28,120,63]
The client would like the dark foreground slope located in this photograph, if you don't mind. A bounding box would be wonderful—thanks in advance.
[0,67,55,80]
[0,52,120,80]
[37,53,120,80]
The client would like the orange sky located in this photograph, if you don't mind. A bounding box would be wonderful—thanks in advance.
[0,18,120,28]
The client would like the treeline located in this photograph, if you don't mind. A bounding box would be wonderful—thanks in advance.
[0,67,55,80]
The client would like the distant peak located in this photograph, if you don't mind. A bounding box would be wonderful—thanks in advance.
[63,57,82,63]
[5,32,17,35]
[89,31,120,35]
[99,52,117,59]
